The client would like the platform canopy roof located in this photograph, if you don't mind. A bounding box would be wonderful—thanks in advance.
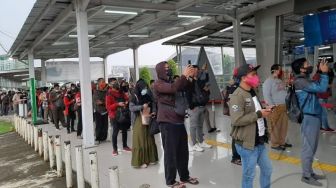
[163,13,304,50]
[9,0,289,60]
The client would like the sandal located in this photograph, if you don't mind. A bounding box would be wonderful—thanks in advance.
[231,159,242,166]
[182,177,199,185]
[168,181,186,188]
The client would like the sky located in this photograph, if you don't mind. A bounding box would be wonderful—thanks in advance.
[0,0,255,71]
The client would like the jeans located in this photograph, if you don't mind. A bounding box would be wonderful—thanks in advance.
[111,119,128,151]
[319,99,330,129]
[235,144,272,188]
[189,106,205,145]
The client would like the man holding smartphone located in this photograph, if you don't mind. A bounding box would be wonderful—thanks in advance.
[291,58,329,186]
[263,64,291,151]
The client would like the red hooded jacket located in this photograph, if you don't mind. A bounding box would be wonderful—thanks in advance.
[105,88,128,119]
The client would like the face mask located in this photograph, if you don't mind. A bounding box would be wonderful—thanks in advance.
[99,82,106,90]
[141,89,148,96]
[122,86,129,93]
[167,68,173,78]
[303,66,313,75]
[245,75,260,88]
[278,70,283,79]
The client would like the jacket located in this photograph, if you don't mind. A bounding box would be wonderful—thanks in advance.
[154,62,191,124]
[93,89,107,113]
[229,87,266,150]
[312,73,331,99]
[105,88,128,119]
[63,95,74,116]
[294,74,328,116]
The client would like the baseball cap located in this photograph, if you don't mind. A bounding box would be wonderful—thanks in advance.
[236,64,261,79]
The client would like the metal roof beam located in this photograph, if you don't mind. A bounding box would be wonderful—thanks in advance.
[9,0,58,56]
[237,0,289,19]
[19,3,74,59]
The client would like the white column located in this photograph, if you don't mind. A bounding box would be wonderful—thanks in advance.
[75,0,95,148]
[233,19,243,67]
[28,51,35,78]
[41,59,47,86]
[104,56,109,83]
[333,43,336,61]
[133,48,139,81]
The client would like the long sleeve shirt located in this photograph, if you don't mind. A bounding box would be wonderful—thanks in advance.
[262,77,287,105]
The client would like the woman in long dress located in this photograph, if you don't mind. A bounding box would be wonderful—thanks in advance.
[129,79,158,168]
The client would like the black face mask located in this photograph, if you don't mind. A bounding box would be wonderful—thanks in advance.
[122,86,129,92]
[167,68,173,78]
[303,66,313,75]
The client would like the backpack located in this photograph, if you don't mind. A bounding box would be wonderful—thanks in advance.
[159,91,189,117]
[192,82,209,106]
[285,85,308,124]
[114,96,131,125]
[223,84,238,116]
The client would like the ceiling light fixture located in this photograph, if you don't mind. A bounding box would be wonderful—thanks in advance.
[13,74,29,77]
[104,10,138,15]
[219,22,244,32]
[241,39,252,43]
[69,34,95,38]
[300,37,305,41]
[178,14,202,19]
[190,36,208,43]
[128,34,149,38]
[318,46,331,50]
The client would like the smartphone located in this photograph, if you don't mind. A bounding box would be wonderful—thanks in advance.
[188,60,191,66]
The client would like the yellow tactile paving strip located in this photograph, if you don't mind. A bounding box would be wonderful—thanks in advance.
[205,139,336,173]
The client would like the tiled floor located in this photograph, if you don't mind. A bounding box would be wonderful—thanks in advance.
[34,105,336,188]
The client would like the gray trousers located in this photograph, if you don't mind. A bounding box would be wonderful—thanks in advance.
[301,114,321,178]
[189,106,205,145]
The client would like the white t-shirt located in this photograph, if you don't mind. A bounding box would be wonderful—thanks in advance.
[252,96,265,136]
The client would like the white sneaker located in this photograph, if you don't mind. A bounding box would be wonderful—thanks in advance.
[199,141,212,148]
[192,144,204,152]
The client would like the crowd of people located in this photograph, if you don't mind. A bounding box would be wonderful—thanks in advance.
[2,57,334,187]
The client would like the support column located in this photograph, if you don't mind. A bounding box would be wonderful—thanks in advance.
[75,0,95,148]
[233,19,243,67]
[103,56,108,83]
[304,47,309,59]
[313,46,319,73]
[41,59,47,86]
[28,50,37,124]
[275,15,284,65]
[133,48,139,81]
[178,46,182,75]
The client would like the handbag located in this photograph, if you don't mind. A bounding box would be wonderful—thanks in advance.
[141,106,151,125]
[149,117,160,135]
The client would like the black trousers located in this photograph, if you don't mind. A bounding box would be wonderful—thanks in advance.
[159,123,190,185]
[52,107,65,129]
[111,119,128,151]
[95,112,108,141]
[77,108,82,136]
[231,139,241,160]
[66,111,76,132]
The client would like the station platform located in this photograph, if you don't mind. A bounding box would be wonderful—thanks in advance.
[36,105,336,188]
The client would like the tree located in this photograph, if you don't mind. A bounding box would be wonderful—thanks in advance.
[139,67,152,85]
[167,59,179,76]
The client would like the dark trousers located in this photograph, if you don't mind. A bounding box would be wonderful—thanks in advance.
[2,104,9,115]
[159,123,190,185]
[77,108,82,136]
[95,112,108,141]
[111,119,128,151]
[232,139,241,160]
[66,111,76,132]
[52,107,65,129]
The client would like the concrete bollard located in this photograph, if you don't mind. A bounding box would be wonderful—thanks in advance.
[48,136,56,169]
[55,135,63,177]
[30,125,34,147]
[75,145,85,188]
[43,131,49,162]
[34,127,38,152]
[89,151,99,188]
[109,166,120,188]
[24,120,27,142]
[64,141,73,188]
[38,128,43,156]
[27,123,31,145]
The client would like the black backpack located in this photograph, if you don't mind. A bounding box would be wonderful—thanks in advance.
[114,96,131,125]
[285,85,308,124]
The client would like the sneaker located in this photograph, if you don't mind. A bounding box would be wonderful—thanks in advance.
[281,143,293,148]
[199,141,212,148]
[208,128,217,133]
[325,128,335,132]
[140,164,148,168]
[320,128,326,131]
[301,177,323,186]
[123,147,132,152]
[112,150,118,156]
[271,146,286,151]
[192,144,204,152]
[311,173,326,180]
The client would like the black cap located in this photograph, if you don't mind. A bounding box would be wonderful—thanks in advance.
[271,64,281,72]
[236,64,260,79]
